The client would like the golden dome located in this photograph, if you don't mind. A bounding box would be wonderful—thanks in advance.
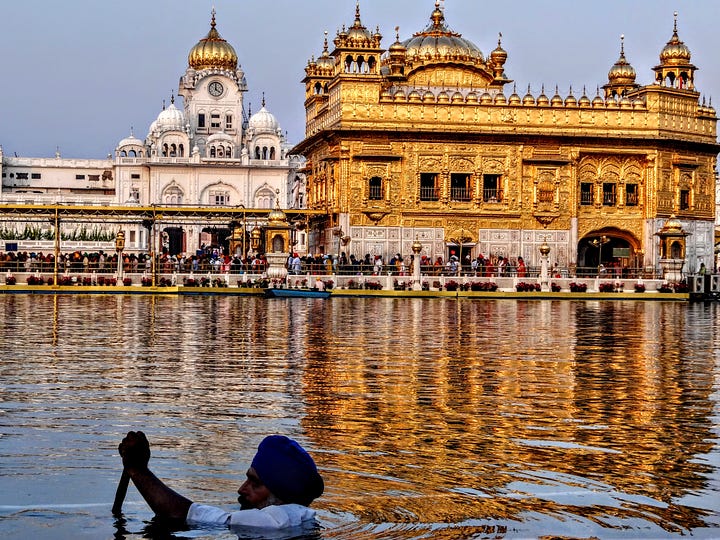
[188,9,238,71]
[536,86,550,106]
[490,34,508,66]
[268,197,288,225]
[608,35,637,84]
[660,14,691,65]
[522,85,535,105]
[403,2,484,63]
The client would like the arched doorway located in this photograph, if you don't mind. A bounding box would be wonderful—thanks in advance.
[577,229,639,277]
[164,227,184,256]
[201,226,231,255]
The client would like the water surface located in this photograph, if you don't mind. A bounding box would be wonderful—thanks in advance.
[0,295,718,539]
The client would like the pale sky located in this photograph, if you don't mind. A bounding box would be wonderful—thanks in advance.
[0,0,717,159]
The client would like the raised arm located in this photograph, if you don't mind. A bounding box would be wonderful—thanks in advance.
[118,431,193,521]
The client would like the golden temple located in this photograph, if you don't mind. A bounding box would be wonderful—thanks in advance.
[293,2,718,273]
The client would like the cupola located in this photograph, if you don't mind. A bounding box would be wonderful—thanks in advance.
[188,9,238,72]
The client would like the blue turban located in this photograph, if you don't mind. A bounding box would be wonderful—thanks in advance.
[251,435,324,506]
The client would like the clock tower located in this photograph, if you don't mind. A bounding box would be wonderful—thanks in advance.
[178,9,248,158]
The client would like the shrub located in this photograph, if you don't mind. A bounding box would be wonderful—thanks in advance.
[569,282,587,293]
[365,281,382,290]
[516,282,539,292]
[141,277,153,286]
[445,280,459,291]
[5,275,16,285]
[551,282,561,292]
[599,282,616,292]
[673,281,689,293]
[634,283,645,293]
[123,277,132,286]
[657,283,673,293]
[27,275,45,285]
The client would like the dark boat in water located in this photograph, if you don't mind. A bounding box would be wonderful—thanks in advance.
[264,288,331,298]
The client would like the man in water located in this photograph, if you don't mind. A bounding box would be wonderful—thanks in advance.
[118,431,324,529]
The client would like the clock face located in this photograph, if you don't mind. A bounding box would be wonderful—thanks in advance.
[208,81,224,97]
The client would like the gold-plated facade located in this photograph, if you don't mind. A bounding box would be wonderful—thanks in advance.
[293,3,718,272]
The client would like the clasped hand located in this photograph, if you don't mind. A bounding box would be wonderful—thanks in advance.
[118,430,151,470]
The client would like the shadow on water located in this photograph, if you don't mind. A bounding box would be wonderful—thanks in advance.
[0,296,718,539]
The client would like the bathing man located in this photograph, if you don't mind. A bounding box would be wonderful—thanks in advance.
[118,431,324,529]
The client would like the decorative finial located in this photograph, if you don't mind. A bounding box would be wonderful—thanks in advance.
[355,0,361,21]
[395,26,400,41]
[211,7,216,29]
[170,92,175,105]
[498,32,503,47]
[620,34,625,56]
[568,85,574,95]
[262,92,266,108]
[130,126,134,137]
[673,11,678,34]
[582,85,587,96]
[162,99,166,110]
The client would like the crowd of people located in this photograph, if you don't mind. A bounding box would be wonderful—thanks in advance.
[0,248,536,277]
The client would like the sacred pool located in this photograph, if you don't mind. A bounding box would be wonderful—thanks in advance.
[0,295,718,539]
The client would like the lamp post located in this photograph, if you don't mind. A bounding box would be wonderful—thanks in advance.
[539,238,550,292]
[590,235,610,275]
[411,237,423,291]
[115,230,125,283]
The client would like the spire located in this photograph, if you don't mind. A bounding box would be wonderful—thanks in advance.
[262,92,266,108]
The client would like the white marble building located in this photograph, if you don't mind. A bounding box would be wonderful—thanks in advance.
[1,10,306,257]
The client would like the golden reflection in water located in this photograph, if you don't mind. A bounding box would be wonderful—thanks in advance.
[0,296,717,536]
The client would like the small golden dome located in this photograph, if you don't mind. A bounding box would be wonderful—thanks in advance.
[422,91,435,103]
[550,86,563,106]
[452,91,464,103]
[592,91,605,107]
[608,35,637,84]
[565,88,577,107]
[522,85,535,105]
[578,88,592,107]
[188,10,238,71]
[660,214,684,234]
[268,199,288,225]
[466,92,479,103]
[408,90,422,102]
[494,92,507,105]
[316,33,335,72]
[490,33,508,66]
[508,85,521,105]
[536,86,550,106]
[660,14,691,65]
[480,91,493,104]
[437,91,450,103]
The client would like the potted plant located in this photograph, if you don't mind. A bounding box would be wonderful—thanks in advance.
[569,282,587,293]
[445,280,459,291]
[551,282,561,292]
[599,282,615,292]
[634,283,646,293]
[5,275,16,285]
[123,277,132,286]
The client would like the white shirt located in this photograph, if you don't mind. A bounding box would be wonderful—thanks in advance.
[186,502,316,530]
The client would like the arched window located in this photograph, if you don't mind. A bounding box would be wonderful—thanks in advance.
[345,56,353,73]
[162,144,169,157]
[357,55,366,73]
[120,150,127,157]
[210,147,216,158]
[164,186,183,205]
[170,144,177,157]
[128,150,136,157]
[262,147,268,160]
[369,177,382,200]
[538,180,554,202]
[368,56,376,73]
[255,147,261,159]
[217,147,224,158]
[314,82,322,95]
[269,147,276,160]
[178,144,184,157]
